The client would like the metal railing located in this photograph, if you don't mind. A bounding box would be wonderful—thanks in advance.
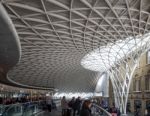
[0,100,46,116]
[92,103,112,116]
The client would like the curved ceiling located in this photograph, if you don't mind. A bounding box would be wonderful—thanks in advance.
[1,0,150,92]
[0,3,21,70]
[0,3,21,85]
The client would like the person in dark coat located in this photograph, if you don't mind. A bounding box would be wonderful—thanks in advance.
[73,97,81,116]
[68,97,75,109]
[80,100,92,116]
[46,97,52,112]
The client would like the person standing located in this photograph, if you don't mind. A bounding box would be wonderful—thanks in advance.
[80,100,92,116]
[68,97,75,109]
[145,108,148,116]
[61,96,68,116]
[46,96,52,112]
[73,97,81,116]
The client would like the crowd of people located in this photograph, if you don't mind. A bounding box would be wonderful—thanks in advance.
[108,106,120,116]
[0,96,46,105]
[60,96,122,116]
[0,95,126,116]
[61,96,92,116]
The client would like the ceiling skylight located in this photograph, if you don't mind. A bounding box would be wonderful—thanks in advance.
[53,92,93,99]
[81,33,150,72]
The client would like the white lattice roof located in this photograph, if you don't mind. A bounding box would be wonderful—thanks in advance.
[81,33,150,71]
[1,0,150,92]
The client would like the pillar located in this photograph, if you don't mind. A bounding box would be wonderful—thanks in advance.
[142,100,146,116]
[130,99,134,113]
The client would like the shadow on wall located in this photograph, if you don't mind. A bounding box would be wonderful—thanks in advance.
[0,3,21,84]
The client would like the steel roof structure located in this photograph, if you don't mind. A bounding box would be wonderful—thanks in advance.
[0,0,150,93]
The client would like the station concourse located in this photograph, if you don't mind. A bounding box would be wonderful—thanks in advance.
[0,0,150,116]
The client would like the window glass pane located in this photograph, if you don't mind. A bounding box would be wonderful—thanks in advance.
[136,80,138,91]
[133,79,136,91]
[149,77,150,90]
[145,76,149,90]
[138,80,140,91]
[145,77,147,90]
[147,51,150,64]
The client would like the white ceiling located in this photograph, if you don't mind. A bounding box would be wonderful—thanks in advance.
[1,0,150,92]
[81,33,150,71]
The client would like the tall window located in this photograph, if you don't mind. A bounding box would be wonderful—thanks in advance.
[147,51,150,64]
[134,55,140,68]
[135,79,141,91]
[133,78,141,91]
[137,61,140,68]
[133,79,136,91]
[145,75,150,90]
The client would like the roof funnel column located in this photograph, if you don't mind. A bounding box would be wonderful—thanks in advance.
[108,35,150,115]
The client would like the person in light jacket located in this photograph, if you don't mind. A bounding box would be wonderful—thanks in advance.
[61,96,68,116]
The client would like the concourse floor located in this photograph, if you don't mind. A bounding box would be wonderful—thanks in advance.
[37,109,77,116]
[37,109,135,116]
[37,110,61,116]
[37,108,62,116]
[38,111,134,116]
